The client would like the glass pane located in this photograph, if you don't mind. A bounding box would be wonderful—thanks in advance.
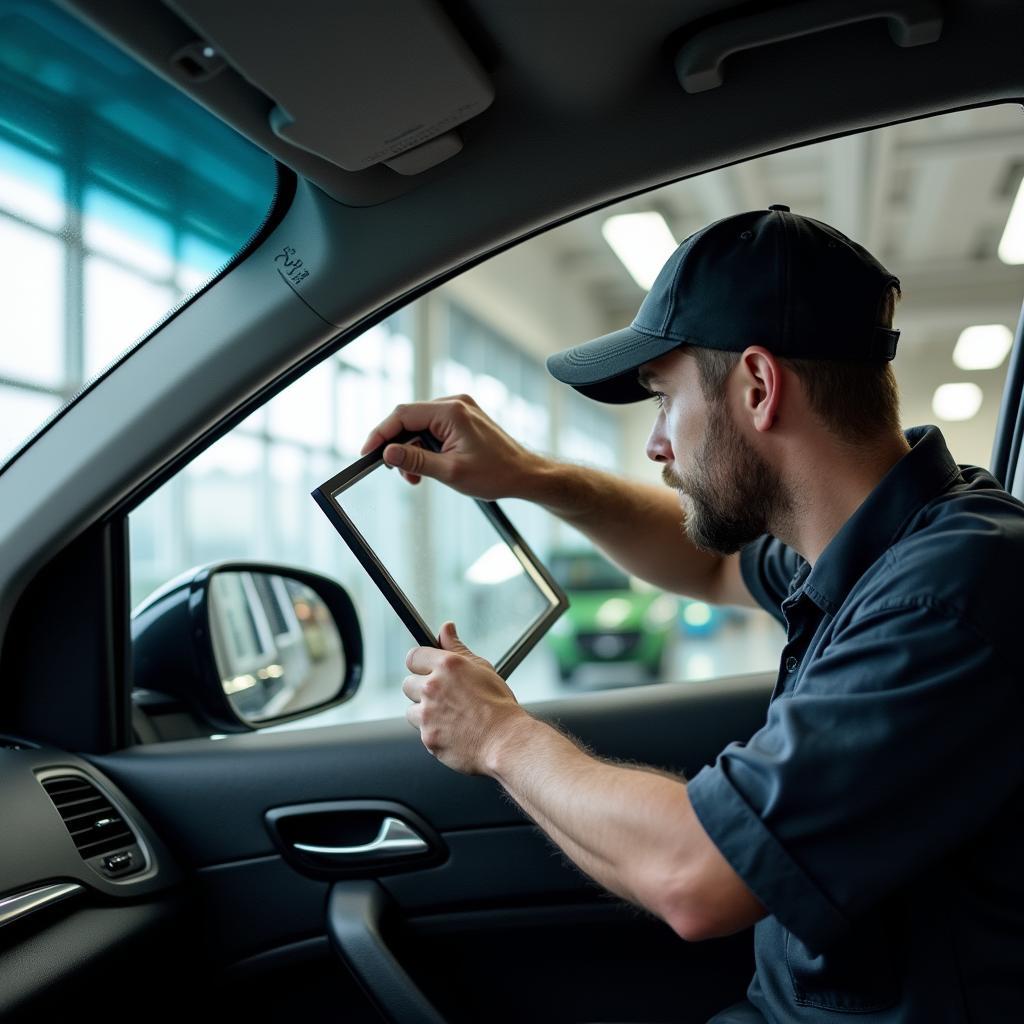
[330,466,553,667]
[84,256,176,377]
[83,187,175,278]
[179,234,231,293]
[0,137,64,230]
[0,218,63,386]
[0,385,61,461]
[267,359,335,447]
[184,433,264,565]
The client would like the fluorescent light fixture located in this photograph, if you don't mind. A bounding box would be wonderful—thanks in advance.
[932,382,983,422]
[998,174,1024,265]
[601,212,678,291]
[953,324,1013,370]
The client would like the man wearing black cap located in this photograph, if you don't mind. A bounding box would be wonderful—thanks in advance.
[363,206,1024,1022]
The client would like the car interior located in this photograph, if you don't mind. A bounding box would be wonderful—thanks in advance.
[1,1,1023,1021]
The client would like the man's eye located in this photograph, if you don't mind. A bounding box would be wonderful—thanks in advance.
[650,392,666,408]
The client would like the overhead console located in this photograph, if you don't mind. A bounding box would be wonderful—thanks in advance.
[61,0,496,205]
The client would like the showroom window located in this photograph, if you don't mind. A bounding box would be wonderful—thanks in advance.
[128,102,1024,733]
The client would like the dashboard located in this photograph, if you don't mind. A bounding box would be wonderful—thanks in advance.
[0,732,185,1016]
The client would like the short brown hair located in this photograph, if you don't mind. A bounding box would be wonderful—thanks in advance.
[690,284,902,445]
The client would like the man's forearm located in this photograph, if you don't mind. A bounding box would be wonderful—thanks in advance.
[520,456,724,601]
[484,711,694,921]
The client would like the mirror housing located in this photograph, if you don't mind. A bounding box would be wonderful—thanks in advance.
[132,561,363,733]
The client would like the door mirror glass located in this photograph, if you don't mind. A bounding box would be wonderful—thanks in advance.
[208,572,346,723]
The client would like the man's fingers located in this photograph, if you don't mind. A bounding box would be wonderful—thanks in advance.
[402,674,425,703]
[405,703,423,731]
[406,645,446,674]
[383,442,450,483]
[359,400,457,456]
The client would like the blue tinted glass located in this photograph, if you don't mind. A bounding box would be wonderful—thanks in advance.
[0,0,276,464]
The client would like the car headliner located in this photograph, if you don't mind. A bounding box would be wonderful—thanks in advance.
[1,0,1022,651]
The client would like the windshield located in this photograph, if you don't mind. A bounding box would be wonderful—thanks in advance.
[0,0,276,466]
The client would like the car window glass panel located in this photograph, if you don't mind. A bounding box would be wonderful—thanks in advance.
[330,463,555,667]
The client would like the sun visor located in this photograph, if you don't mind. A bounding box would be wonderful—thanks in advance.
[165,0,494,175]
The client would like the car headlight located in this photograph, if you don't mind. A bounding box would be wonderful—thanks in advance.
[595,597,632,629]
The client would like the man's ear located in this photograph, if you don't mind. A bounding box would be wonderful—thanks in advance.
[738,346,781,432]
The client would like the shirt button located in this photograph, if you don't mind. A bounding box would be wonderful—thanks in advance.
[785,655,799,672]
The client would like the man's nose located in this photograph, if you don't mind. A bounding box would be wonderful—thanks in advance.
[646,418,672,463]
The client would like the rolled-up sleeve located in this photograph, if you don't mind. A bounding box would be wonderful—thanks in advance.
[687,598,1022,955]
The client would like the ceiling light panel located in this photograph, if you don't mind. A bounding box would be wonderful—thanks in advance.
[601,213,678,291]
[952,324,1013,370]
[932,382,983,422]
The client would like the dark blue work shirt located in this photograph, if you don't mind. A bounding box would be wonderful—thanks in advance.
[687,425,1024,1022]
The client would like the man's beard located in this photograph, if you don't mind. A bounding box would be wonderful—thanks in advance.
[663,401,789,555]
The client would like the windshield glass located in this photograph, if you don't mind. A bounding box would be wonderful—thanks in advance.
[0,0,276,466]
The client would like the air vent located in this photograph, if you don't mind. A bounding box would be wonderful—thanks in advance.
[41,775,138,860]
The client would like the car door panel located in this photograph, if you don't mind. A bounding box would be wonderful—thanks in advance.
[86,676,770,865]
[76,674,772,1022]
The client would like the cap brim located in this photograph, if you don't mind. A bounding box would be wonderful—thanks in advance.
[546,327,681,404]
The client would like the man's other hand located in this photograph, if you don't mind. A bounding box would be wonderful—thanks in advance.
[402,621,528,775]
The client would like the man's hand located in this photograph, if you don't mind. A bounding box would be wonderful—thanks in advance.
[402,621,529,775]
[360,395,545,501]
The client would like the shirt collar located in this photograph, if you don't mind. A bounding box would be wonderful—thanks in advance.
[798,425,962,616]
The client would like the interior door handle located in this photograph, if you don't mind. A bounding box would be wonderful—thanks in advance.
[294,816,428,858]
[266,800,445,879]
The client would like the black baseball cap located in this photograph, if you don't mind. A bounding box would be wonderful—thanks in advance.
[546,205,901,404]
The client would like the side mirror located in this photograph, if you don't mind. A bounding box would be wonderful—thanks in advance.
[132,562,363,733]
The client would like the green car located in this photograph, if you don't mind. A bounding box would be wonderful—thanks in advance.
[545,549,678,683]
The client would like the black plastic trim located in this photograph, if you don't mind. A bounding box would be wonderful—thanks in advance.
[327,881,447,1024]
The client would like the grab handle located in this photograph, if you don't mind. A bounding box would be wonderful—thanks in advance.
[675,0,943,94]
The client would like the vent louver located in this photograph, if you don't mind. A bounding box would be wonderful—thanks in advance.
[41,775,138,860]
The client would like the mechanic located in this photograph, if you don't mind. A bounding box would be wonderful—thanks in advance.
[361,205,1024,1023]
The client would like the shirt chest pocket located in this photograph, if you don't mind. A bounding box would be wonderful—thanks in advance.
[785,917,905,1014]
